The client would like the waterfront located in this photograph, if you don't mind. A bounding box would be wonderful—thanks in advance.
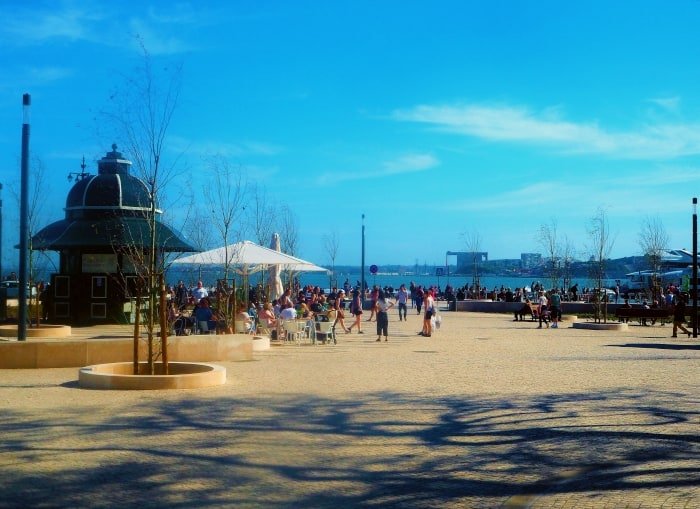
[167,265,620,294]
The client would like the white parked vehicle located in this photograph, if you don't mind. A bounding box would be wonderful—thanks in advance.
[0,280,38,298]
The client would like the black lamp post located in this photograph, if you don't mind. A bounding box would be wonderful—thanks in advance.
[18,94,30,341]
[0,182,3,283]
[361,214,365,306]
[693,197,698,338]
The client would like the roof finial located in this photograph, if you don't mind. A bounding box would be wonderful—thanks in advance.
[112,143,118,151]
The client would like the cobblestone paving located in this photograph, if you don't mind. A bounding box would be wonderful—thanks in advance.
[0,313,698,508]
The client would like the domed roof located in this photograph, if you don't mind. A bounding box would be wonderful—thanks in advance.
[32,144,195,253]
[65,145,159,218]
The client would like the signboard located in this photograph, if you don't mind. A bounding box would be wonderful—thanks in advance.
[369,264,378,274]
[82,253,117,273]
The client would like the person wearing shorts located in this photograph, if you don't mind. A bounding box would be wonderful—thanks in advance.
[421,290,435,337]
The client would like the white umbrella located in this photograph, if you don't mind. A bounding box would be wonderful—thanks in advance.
[267,233,284,301]
[172,240,328,275]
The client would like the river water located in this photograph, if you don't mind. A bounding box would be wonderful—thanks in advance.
[166,266,619,293]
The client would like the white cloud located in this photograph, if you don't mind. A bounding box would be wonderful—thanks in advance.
[168,136,282,158]
[27,66,73,83]
[648,96,680,112]
[0,2,107,47]
[316,153,439,185]
[0,2,194,55]
[392,103,700,159]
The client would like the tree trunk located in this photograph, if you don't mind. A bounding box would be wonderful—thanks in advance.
[160,273,168,375]
[133,297,141,374]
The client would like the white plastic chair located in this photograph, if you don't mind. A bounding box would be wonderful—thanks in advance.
[282,320,304,344]
[234,321,252,334]
[315,320,336,345]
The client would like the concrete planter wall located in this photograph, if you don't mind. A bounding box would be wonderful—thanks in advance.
[79,361,226,390]
[0,334,253,369]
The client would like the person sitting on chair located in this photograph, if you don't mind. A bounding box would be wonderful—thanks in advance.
[258,302,277,329]
[514,299,534,321]
[619,299,632,323]
[194,297,217,332]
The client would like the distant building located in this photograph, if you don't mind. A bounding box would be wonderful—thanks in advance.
[521,253,542,269]
[446,251,488,273]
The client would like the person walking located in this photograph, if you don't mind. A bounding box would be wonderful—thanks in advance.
[420,289,435,337]
[396,284,409,321]
[549,290,561,328]
[537,290,549,329]
[366,285,379,322]
[347,288,364,334]
[415,286,424,315]
[672,293,692,338]
[375,290,395,342]
[333,289,350,333]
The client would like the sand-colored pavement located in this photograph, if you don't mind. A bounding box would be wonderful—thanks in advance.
[1,311,698,508]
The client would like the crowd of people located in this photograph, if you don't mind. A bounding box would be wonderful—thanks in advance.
[165,279,441,341]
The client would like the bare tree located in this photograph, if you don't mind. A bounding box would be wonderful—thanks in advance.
[639,215,669,300]
[462,231,483,296]
[278,205,299,256]
[10,156,58,326]
[278,205,299,290]
[560,235,576,297]
[203,154,248,331]
[101,41,183,374]
[248,183,275,246]
[204,155,247,279]
[537,219,560,291]
[180,205,214,284]
[323,231,339,289]
[588,208,615,322]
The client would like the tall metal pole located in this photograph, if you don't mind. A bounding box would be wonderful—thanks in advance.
[18,94,30,341]
[0,182,3,283]
[693,197,698,338]
[361,214,365,307]
[445,253,449,286]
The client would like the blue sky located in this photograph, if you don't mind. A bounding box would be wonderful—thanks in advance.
[2,1,700,269]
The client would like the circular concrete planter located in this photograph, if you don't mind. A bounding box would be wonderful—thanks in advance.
[251,335,270,351]
[79,361,226,390]
[0,324,71,338]
[572,322,628,331]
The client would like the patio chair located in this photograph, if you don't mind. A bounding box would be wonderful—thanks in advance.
[315,320,336,345]
[282,320,304,345]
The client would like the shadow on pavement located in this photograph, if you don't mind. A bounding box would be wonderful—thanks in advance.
[1,389,698,507]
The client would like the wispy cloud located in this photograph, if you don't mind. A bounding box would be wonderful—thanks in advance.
[27,66,73,83]
[648,96,680,112]
[168,136,283,158]
[316,153,439,185]
[0,4,101,45]
[392,103,700,159]
[0,2,195,55]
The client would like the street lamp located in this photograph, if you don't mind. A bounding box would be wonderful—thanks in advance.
[0,182,3,282]
[361,214,365,306]
[67,156,90,182]
[693,197,697,338]
[18,93,30,341]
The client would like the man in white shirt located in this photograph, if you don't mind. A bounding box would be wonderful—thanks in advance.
[192,281,208,303]
[537,291,549,329]
[280,305,296,321]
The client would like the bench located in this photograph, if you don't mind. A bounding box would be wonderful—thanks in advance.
[615,307,671,325]
[514,304,549,322]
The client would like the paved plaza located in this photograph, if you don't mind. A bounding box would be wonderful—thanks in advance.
[1,311,698,508]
